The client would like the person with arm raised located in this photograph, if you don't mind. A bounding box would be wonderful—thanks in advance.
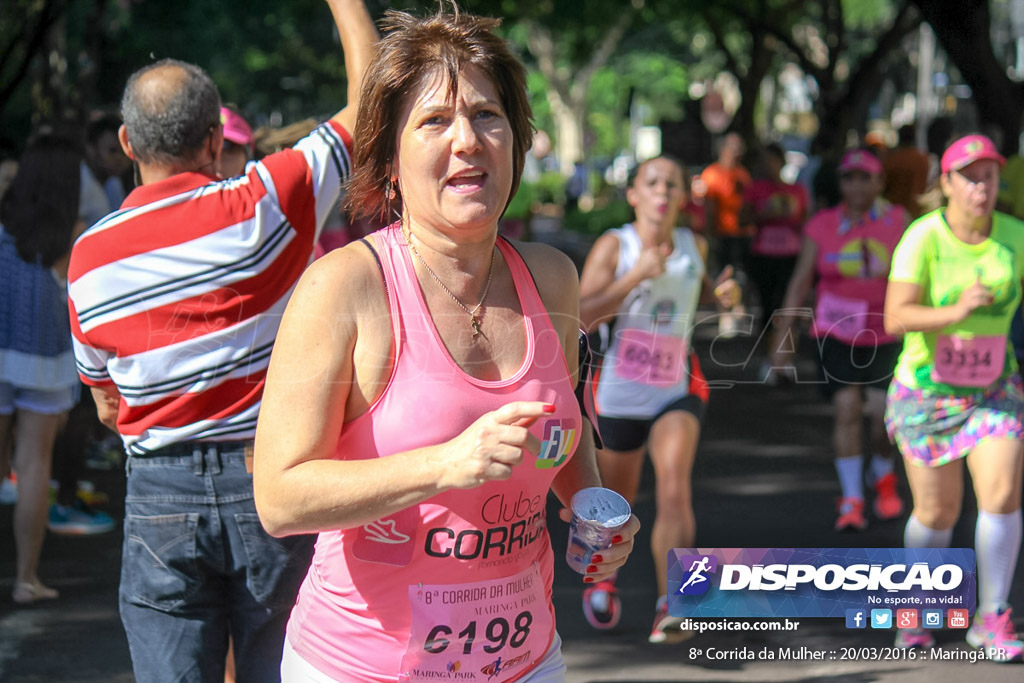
[66,1,378,679]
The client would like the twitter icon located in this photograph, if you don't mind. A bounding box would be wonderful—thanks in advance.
[870,609,893,629]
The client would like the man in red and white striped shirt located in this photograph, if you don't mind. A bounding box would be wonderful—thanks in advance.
[67,1,377,679]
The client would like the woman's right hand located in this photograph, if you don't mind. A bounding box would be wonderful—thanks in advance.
[954,276,993,322]
[631,243,672,282]
[436,401,553,490]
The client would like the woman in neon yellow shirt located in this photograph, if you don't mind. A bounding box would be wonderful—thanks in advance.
[884,134,1023,661]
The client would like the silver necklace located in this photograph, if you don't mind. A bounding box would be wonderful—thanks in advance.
[405,230,496,338]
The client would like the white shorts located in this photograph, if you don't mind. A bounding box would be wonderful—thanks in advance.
[0,381,77,415]
[281,632,566,682]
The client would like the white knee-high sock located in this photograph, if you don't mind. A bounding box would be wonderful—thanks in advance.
[975,510,1023,613]
[904,514,953,548]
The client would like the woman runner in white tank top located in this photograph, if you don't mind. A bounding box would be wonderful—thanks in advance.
[593,223,704,418]
[577,155,740,643]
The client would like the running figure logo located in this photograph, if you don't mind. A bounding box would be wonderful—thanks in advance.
[677,554,718,596]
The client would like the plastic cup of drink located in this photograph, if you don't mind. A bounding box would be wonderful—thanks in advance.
[566,487,631,574]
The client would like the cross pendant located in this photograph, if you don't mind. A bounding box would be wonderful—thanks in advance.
[470,315,482,338]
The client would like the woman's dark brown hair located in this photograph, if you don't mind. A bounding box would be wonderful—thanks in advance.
[1,134,82,268]
[345,6,534,222]
[626,154,686,189]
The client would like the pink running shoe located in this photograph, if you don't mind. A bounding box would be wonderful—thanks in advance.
[894,628,935,649]
[872,472,905,520]
[965,604,1023,663]
[582,579,621,630]
[649,601,694,644]
[835,497,867,532]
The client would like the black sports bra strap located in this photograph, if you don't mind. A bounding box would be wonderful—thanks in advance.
[358,237,387,296]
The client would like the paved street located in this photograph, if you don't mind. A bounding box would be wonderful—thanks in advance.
[1,323,1022,682]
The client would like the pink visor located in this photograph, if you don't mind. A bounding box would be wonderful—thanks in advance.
[940,134,1005,174]
[839,149,883,175]
[220,107,254,149]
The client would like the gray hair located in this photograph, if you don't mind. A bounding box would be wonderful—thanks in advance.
[121,59,221,166]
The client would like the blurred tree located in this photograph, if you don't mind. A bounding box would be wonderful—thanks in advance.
[103,0,355,125]
[663,0,921,154]
[0,0,64,109]
[462,0,640,175]
[689,3,778,144]
[1,0,378,147]
[912,0,1024,154]
[584,52,690,158]
[23,0,1020,171]
[0,0,71,137]
[771,0,921,153]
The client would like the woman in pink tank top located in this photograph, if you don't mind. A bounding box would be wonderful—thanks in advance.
[252,9,640,682]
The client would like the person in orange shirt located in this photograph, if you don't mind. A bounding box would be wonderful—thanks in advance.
[702,132,752,337]
[884,124,929,219]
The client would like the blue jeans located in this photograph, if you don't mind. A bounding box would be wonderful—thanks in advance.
[120,442,314,682]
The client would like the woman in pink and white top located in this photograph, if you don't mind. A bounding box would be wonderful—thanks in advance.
[742,143,808,382]
[252,8,640,682]
[776,149,908,532]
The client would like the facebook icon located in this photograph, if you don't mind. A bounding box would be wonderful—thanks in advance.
[845,609,867,629]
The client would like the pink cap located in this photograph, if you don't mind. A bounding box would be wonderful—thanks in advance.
[941,134,1005,174]
[838,149,883,175]
[220,107,254,148]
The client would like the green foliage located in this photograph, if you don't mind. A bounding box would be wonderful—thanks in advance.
[464,0,640,68]
[526,70,555,141]
[105,0,351,123]
[841,0,896,28]
[517,45,690,158]
[618,52,690,121]
[0,0,361,141]
[582,51,691,156]
[503,181,534,219]
[586,69,630,157]
[532,170,566,206]
[0,0,916,166]
[562,200,634,237]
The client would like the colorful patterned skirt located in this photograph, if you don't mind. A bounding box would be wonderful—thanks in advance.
[885,373,1024,468]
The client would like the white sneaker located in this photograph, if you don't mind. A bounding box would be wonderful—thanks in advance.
[718,314,738,339]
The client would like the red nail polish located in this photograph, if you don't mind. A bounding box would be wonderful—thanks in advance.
[583,577,594,583]
[591,554,603,563]
[586,565,598,573]
[543,403,556,413]
[611,535,623,544]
